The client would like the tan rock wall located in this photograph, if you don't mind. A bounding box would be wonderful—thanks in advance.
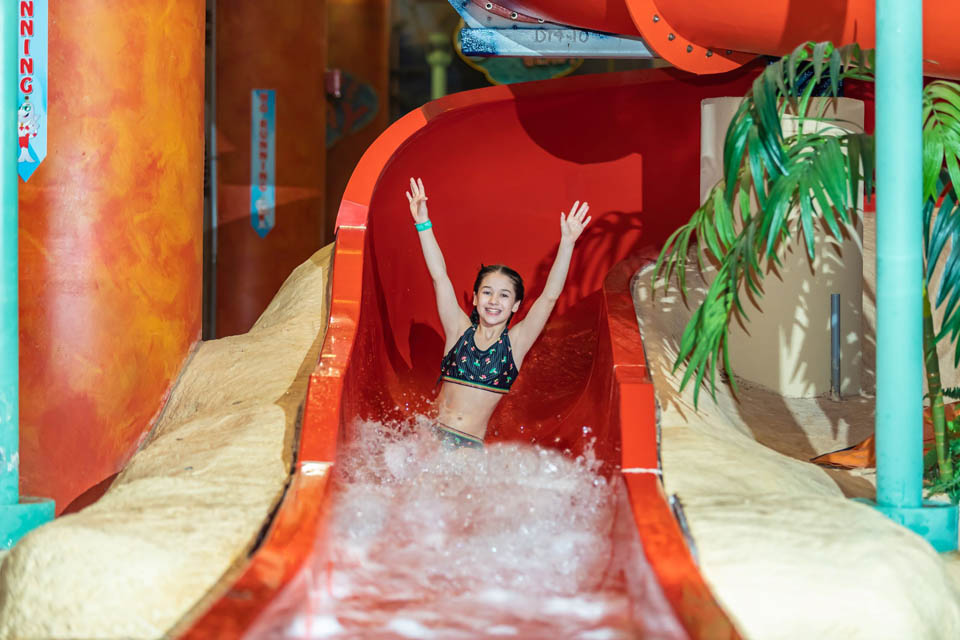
[638,258,960,639]
[0,245,332,639]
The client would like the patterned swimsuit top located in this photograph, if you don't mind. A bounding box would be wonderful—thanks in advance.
[439,324,519,394]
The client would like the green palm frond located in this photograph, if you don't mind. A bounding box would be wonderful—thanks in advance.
[764,132,873,258]
[653,40,876,406]
[673,228,770,405]
[674,262,735,407]
[662,133,873,405]
[653,39,960,406]
[721,41,875,207]
[924,185,960,364]
[923,81,960,366]
[923,81,960,200]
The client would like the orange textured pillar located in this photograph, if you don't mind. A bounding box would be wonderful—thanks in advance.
[215,1,327,337]
[325,0,390,244]
[18,1,205,513]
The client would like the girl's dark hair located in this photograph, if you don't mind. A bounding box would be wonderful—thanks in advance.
[470,264,525,325]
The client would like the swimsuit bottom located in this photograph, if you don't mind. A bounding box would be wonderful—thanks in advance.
[433,423,484,450]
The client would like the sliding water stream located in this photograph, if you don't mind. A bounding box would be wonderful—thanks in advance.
[247,418,686,639]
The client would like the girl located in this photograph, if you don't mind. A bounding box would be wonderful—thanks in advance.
[406,177,591,449]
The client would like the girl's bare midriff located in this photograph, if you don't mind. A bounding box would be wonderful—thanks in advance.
[436,381,505,440]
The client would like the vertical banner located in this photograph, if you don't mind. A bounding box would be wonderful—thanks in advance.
[18,0,48,182]
[250,89,276,237]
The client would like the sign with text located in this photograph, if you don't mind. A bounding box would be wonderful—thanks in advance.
[18,0,47,182]
[250,89,276,237]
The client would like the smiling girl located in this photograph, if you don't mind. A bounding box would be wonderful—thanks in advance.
[406,177,591,448]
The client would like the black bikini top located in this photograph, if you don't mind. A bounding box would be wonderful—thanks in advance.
[439,324,519,394]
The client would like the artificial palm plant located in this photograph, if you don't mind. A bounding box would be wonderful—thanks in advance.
[652,41,960,497]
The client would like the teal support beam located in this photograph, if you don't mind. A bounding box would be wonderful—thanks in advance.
[0,0,53,548]
[871,0,958,551]
[875,0,923,510]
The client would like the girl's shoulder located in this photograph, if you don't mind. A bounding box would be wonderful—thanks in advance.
[453,322,476,345]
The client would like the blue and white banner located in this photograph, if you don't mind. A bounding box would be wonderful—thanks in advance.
[250,89,276,238]
[18,0,47,182]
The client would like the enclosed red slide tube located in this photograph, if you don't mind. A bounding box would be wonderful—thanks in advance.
[500,0,960,78]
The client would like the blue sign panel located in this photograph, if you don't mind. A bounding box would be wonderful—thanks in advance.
[250,89,276,237]
[18,0,48,182]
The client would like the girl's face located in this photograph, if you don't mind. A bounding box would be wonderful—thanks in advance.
[473,272,520,326]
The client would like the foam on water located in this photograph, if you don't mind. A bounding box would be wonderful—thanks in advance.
[246,417,687,639]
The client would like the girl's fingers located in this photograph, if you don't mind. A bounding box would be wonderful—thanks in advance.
[409,177,417,195]
[584,216,592,227]
[418,177,425,196]
[405,192,412,202]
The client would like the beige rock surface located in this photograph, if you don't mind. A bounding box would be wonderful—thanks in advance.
[0,244,333,639]
[635,211,960,639]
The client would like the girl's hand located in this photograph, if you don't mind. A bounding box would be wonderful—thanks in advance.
[560,200,591,244]
[406,177,429,224]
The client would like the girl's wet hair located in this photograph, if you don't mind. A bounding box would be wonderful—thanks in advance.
[471,264,525,325]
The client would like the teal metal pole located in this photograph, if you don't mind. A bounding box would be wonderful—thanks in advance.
[0,0,53,548]
[875,0,923,510]
[871,0,958,551]
[0,0,20,508]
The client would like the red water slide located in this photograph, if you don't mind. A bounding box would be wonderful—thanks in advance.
[173,1,960,637]
[502,0,960,77]
[181,65,773,637]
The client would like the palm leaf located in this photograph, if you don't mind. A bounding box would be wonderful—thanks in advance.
[652,41,877,406]
[861,134,876,201]
[811,42,830,88]
[723,104,753,203]
[924,177,955,278]
[847,133,863,210]
[924,81,960,200]
[750,73,787,175]
[747,126,769,210]
[922,82,960,366]
[829,47,842,96]
[652,175,746,298]
[673,253,743,405]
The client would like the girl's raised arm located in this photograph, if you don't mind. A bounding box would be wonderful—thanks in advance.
[407,177,470,343]
[510,201,591,363]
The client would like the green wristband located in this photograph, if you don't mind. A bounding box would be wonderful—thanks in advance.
[415,219,433,232]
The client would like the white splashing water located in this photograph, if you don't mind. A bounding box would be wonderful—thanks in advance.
[246,417,687,640]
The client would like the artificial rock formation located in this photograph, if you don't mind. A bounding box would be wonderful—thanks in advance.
[636,220,960,639]
[0,245,332,639]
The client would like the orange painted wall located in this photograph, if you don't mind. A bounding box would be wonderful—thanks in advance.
[324,0,390,243]
[18,0,206,513]
[215,1,327,337]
